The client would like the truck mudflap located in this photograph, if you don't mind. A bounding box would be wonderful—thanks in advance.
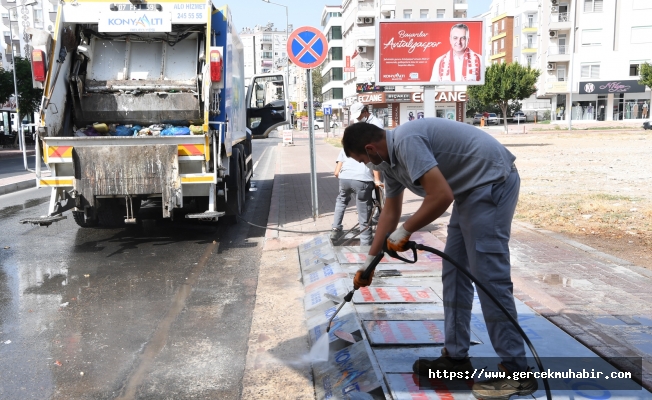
[74,145,182,218]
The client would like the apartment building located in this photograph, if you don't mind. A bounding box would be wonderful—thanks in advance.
[320,6,344,122]
[1,0,56,133]
[539,0,652,123]
[240,24,290,87]
[341,0,469,127]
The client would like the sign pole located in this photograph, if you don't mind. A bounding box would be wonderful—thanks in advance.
[307,68,319,220]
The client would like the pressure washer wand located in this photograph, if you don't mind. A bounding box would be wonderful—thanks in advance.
[325,252,385,333]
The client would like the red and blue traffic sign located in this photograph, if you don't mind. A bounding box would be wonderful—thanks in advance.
[287,26,328,69]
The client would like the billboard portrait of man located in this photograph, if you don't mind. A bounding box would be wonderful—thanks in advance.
[430,24,481,83]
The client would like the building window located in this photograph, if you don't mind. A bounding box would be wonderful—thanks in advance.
[437,9,445,18]
[501,20,505,30]
[493,41,498,54]
[581,29,602,46]
[33,9,43,26]
[514,35,519,47]
[581,63,600,78]
[631,26,652,44]
[584,0,603,12]
[500,38,505,49]
[527,14,534,28]
[514,16,520,28]
[420,9,429,19]
[327,26,342,40]
[262,52,273,59]
[9,9,18,20]
[328,47,342,62]
[403,9,412,19]
[526,55,533,67]
[557,65,566,81]
[630,64,640,76]
[1,13,9,19]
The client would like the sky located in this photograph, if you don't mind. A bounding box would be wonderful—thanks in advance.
[227,0,493,32]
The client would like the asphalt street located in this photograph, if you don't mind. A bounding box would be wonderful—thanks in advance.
[0,155,48,180]
[0,138,281,399]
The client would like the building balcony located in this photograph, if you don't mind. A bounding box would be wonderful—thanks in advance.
[355,26,375,41]
[547,46,570,62]
[454,0,468,11]
[549,12,572,31]
[522,44,538,53]
[490,51,506,60]
[380,0,395,13]
[491,31,507,41]
[522,25,537,33]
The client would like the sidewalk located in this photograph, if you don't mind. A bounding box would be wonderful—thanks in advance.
[252,136,652,396]
[0,145,43,196]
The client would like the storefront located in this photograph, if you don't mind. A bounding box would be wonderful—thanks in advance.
[346,91,467,128]
[577,80,651,121]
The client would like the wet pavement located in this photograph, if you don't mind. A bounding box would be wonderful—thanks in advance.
[0,139,280,399]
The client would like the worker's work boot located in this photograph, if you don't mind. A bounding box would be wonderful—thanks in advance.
[471,363,538,399]
[330,228,344,242]
[412,347,474,378]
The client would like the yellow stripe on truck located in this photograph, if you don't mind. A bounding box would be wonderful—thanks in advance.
[180,175,215,183]
[39,177,74,187]
[178,144,205,157]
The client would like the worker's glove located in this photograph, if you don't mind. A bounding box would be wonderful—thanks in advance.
[353,256,376,289]
[387,224,412,253]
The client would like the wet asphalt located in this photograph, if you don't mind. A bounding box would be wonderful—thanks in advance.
[0,138,281,399]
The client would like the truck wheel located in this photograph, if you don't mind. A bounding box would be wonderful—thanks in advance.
[226,147,244,220]
[72,210,98,228]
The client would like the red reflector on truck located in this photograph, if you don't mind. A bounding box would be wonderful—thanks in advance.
[210,49,222,82]
[32,50,46,82]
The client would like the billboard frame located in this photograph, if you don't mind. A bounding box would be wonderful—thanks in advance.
[374,18,486,86]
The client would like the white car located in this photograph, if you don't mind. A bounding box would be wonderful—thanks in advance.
[513,111,527,123]
[486,113,500,125]
[313,118,339,129]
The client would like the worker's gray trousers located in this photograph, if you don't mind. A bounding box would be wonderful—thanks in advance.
[443,166,527,373]
[332,179,374,245]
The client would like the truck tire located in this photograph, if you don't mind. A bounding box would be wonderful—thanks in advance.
[226,147,245,220]
[72,210,98,228]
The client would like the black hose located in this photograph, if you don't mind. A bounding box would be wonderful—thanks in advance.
[236,215,332,234]
[414,243,552,400]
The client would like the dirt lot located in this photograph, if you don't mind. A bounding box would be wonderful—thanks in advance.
[494,131,652,269]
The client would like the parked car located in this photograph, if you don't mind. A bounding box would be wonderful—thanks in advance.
[513,111,527,123]
[473,113,483,124]
[486,113,500,125]
[313,118,339,129]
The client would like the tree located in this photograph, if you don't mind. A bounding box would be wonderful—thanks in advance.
[639,62,652,90]
[13,57,43,118]
[0,68,14,105]
[465,96,521,118]
[467,62,540,129]
[311,65,323,103]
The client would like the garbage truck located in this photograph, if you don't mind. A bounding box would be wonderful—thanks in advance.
[21,1,289,227]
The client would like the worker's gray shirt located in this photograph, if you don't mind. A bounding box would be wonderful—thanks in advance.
[383,118,516,199]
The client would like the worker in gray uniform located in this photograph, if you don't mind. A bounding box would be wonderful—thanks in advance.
[331,102,384,244]
[341,118,537,399]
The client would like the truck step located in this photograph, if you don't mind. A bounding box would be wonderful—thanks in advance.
[185,211,226,220]
[20,215,68,227]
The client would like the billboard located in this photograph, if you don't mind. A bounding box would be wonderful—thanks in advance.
[376,19,485,86]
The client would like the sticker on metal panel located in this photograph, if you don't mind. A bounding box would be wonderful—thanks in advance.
[299,235,331,252]
[300,247,337,270]
[313,341,385,400]
[304,263,348,293]
[362,320,483,346]
[304,280,350,312]
[353,286,437,304]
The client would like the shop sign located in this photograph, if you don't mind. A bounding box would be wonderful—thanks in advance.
[409,92,467,103]
[385,93,412,102]
[579,80,647,94]
[357,93,386,104]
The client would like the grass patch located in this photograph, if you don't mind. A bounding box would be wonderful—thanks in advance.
[324,137,342,148]
[537,120,551,124]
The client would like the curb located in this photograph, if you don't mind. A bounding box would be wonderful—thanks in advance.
[0,178,36,196]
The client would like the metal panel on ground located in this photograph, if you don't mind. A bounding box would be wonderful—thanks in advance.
[313,341,388,400]
[304,263,348,293]
[304,280,350,312]
[385,373,477,400]
[353,286,437,304]
[362,320,482,346]
[307,303,362,345]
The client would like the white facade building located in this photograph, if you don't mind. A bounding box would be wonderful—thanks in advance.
[540,0,652,123]
[240,24,290,87]
[320,5,344,119]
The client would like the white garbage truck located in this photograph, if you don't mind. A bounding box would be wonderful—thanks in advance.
[21,0,289,227]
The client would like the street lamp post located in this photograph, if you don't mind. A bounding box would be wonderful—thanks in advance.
[8,0,38,171]
[262,0,290,129]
